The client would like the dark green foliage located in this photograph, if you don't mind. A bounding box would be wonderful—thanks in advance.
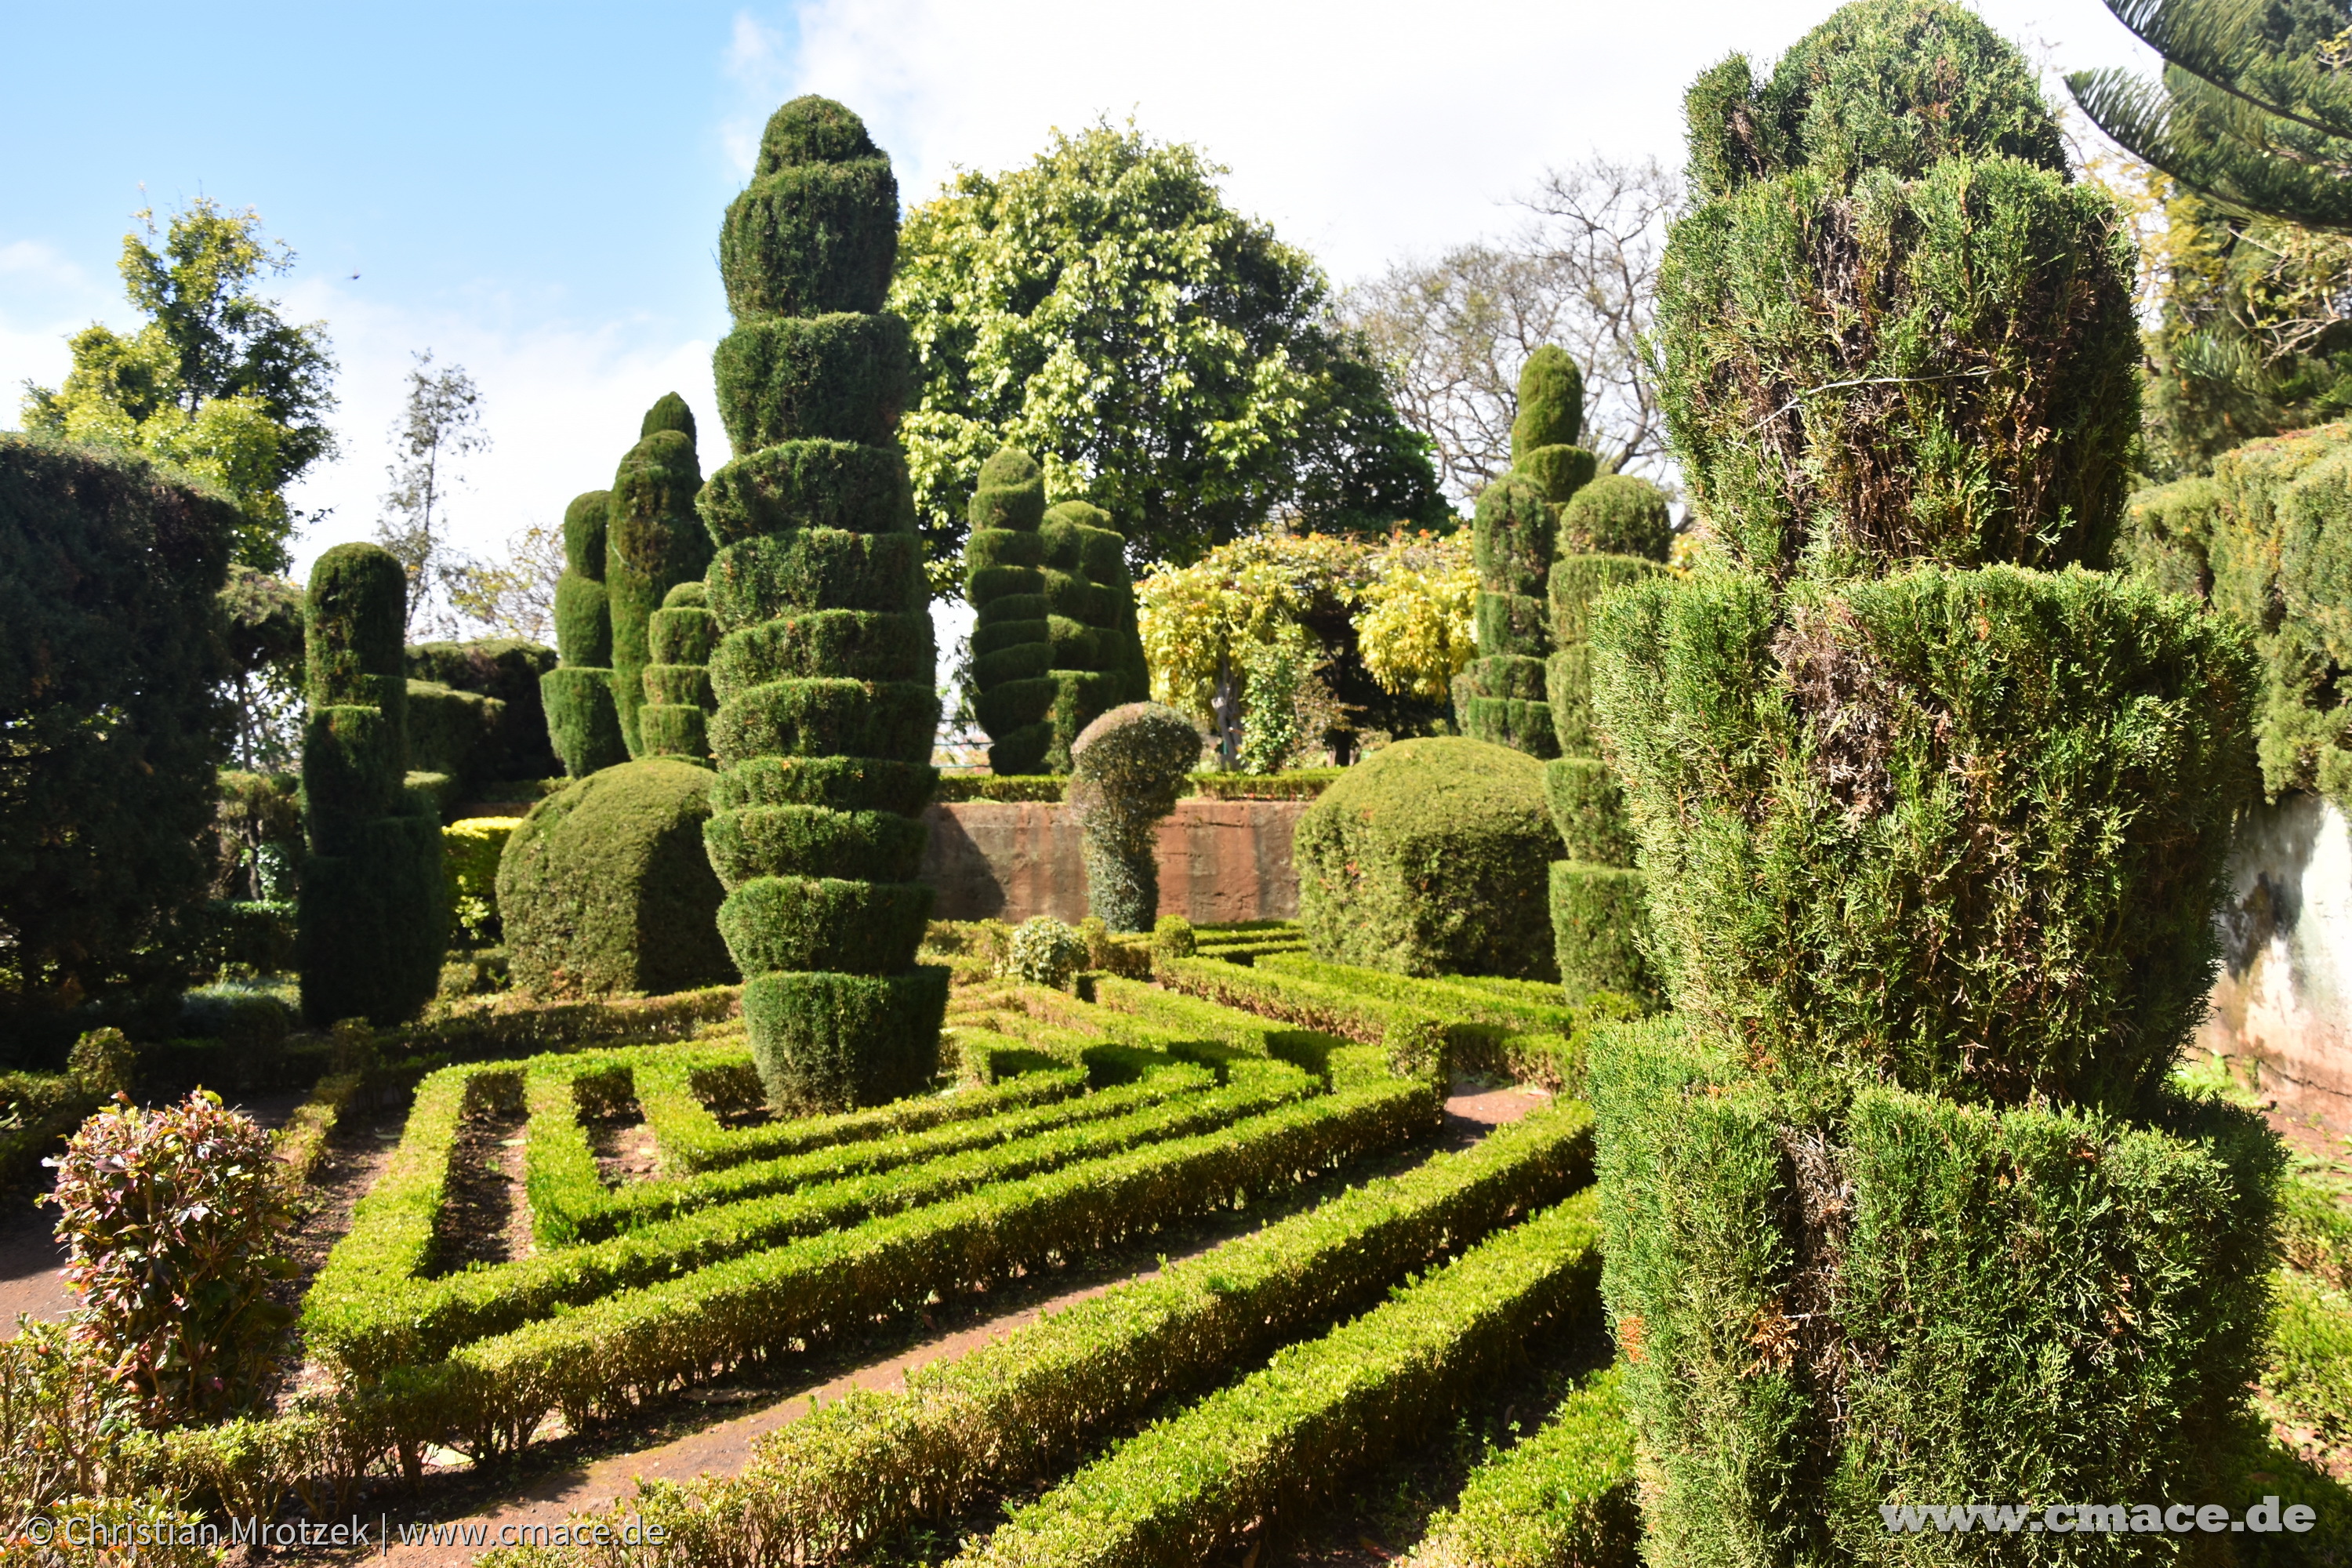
[1458,475,1561,758]
[1514,445,1597,508]
[1544,758,1635,865]
[563,490,610,579]
[1294,738,1562,979]
[299,542,445,1026]
[699,440,913,547]
[740,967,949,1112]
[1559,475,1673,562]
[1469,477,1555,597]
[1548,863,1655,1001]
[0,436,236,1031]
[403,681,501,794]
[964,449,1065,775]
[641,566,720,765]
[1512,346,1585,457]
[407,639,561,783]
[1068,703,1201,930]
[971,446,1047,531]
[713,313,913,456]
[608,406,710,759]
[706,95,941,1109]
[1549,555,1666,646]
[497,760,736,998]
[540,668,627,779]
[1592,1018,2278,1563]
[554,574,612,668]
[1474,593,1548,655]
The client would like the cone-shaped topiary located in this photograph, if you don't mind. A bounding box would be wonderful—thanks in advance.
[1589,3,2276,1555]
[1039,498,1146,771]
[699,95,946,1112]
[1068,702,1200,931]
[608,394,712,758]
[1544,474,1671,1004]
[640,579,719,762]
[298,543,448,1025]
[543,487,627,777]
[963,447,1055,775]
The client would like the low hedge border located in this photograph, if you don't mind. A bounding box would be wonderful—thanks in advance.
[1411,1363,1638,1568]
[931,773,1339,806]
[954,1189,1604,1567]
[390,986,742,1065]
[478,1098,1595,1568]
[274,1071,366,1194]
[1254,953,1592,1036]
[406,1077,1438,1457]
[306,1062,1316,1378]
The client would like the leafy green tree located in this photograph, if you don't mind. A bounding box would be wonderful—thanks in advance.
[375,352,488,635]
[19,199,336,571]
[891,123,1448,585]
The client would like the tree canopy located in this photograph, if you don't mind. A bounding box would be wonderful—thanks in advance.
[891,123,1448,588]
[19,199,337,572]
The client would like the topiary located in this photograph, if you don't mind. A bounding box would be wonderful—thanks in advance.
[608,394,712,758]
[298,542,447,1027]
[1590,2,2274,1552]
[963,447,1055,775]
[1038,499,1147,771]
[699,96,947,1112]
[44,1091,292,1423]
[1293,736,1563,979]
[640,579,720,763]
[1067,702,1200,931]
[1004,916,1087,990]
[496,760,735,998]
[406,638,561,783]
[65,1029,136,1101]
[1151,913,1197,960]
[543,487,627,777]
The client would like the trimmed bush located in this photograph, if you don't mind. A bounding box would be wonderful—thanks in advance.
[1415,1365,1639,1568]
[964,448,1056,775]
[703,96,942,1111]
[1068,702,1200,930]
[299,543,446,1026]
[545,487,626,777]
[641,579,720,763]
[1040,499,1147,768]
[406,637,561,785]
[607,396,711,759]
[1559,474,1672,562]
[1294,737,1562,980]
[497,760,735,999]
[405,678,502,796]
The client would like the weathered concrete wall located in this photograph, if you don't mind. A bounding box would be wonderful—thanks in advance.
[2201,791,2352,1128]
[920,799,1308,924]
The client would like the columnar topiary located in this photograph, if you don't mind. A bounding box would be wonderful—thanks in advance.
[1544,475,1671,1003]
[543,487,626,777]
[1039,499,1148,771]
[639,579,720,762]
[297,543,448,1026]
[699,95,946,1111]
[609,394,712,758]
[963,447,1056,775]
[1067,702,1200,931]
[1588,3,2276,1556]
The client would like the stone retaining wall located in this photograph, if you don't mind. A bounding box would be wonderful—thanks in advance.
[919,799,1308,925]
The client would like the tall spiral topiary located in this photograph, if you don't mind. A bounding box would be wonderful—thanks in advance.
[608,393,712,757]
[698,96,946,1111]
[963,448,1056,775]
[1039,498,1145,771]
[1588,3,2276,1556]
[1544,475,1671,1003]
[640,579,719,761]
[1068,702,1200,931]
[543,487,627,776]
[297,543,448,1025]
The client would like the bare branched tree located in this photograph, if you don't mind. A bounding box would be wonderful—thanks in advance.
[1347,155,1682,504]
[376,350,488,635]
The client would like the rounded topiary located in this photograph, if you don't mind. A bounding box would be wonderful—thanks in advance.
[702,96,945,1111]
[1294,737,1563,979]
[497,760,736,998]
[608,396,711,758]
[964,447,1055,775]
[546,487,626,777]
[1068,702,1201,931]
[1558,474,1672,562]
[1005,916,1088,990]
[1512,345,1585,459]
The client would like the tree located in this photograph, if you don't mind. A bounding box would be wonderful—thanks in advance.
[442,520,565,643]
[18,198,336,572]
[891,122,1448,584]
[375,352,488,636]
[216,564,305,771]
[2072,0,2352,231]
[1345,158,1678,502]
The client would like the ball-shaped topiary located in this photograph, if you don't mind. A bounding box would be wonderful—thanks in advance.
[497,760,736,998]
[1294,737,1563,979]
[1068,702,1201,931]
[1557,474,1672,562]
[1004,916,1088,990]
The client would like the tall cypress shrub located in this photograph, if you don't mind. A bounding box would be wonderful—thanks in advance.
[298,543,447,1026]
[1544,475,1670,1002]
[1039,498,1145,771]
[608,394,711,758]
[542,488,626,777]
[963,447,1055,776]
[699,95,946,1111]
[640,579,719,762]
[1588,4,2276,1556]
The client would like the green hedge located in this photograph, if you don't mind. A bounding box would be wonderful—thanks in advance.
[548,487,626,778]
[406,637,561,785]
[716,99,897,319]
[540,666,626,780]
[966,448,1056,775]
[1414,1364,1639,1568]
[712,313,914,455]
[956,1191,1602,1567]
[1547,862,1655,1004]
[698,439,913,548]
[740,967,949,1109]
[710,678,937,770]
[710,610,930,695]
[702,803,927,885]
[706,530,927,630]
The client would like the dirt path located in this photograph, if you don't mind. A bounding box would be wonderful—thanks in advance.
[350,1083,1552,1566]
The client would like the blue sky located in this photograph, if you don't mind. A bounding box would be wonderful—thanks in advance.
[0,0,2156,588]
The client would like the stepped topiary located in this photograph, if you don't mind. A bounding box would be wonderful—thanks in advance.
[297,543,448,1025]
[1454,348,1600,757]
[497,759,735,996]
[1039,499,1148,771]
[640,580,720,762]
[1294,736,1562,980]
[1588,3,2276,1556]
[407,638,561,784]
[1068,702,1201,931]
[609,394,712,758]
[543,488,626,776]
[699,95,946,1111]
[1544,474,1671,1004]
[963,447,1056,775]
